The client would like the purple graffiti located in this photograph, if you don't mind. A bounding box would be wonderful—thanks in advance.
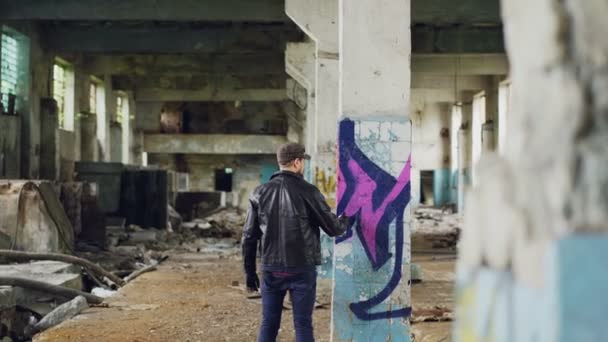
[336,118,412,320]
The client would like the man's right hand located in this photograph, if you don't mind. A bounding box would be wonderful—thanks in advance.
[246,273,260,292]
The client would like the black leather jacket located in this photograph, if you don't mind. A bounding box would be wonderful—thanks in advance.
[242,171,347,273]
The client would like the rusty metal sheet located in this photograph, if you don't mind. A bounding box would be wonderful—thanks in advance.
[0,180,73,253]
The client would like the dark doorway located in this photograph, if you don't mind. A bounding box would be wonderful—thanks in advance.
[215,168,233,192]
[420,170,434,206]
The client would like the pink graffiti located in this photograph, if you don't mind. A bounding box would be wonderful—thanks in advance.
[338,156,412,263]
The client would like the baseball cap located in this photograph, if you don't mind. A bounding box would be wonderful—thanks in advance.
[277,143,311,165]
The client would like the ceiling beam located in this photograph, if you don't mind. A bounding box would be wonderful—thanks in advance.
[42,25,301,53]
[411,74,491,90]
[412,0,501,25]
[3,0,498,24]
[412,54,509,75]
[135,89,286,102]
[412,26,504,53]
[143,134,287,154]
[411,89,479,106]
[0,0,288,22]
[83,53,285,76]
[114,73,285,91]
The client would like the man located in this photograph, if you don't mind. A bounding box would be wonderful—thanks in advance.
[242,142,349,342]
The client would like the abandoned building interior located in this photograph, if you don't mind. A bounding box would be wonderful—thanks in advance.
[0,0,606,341]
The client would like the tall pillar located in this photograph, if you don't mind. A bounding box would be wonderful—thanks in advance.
[39,98,59,180]
[101,75,115,162]
[483,76,500,154]
[455,1,608,341]
[434,103,451,207]
[285,40,316,155]
[456,103,472,213]
[109,121,122,162]
[286,0,339,278]
[332,0,411,340]
[457,127,468,214]
[80,114,97,161]
[481,121,495,153]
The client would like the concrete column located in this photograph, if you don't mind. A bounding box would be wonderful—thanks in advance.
[481,121,495,153]
[101,75,115,162]
[39,98,59,180]
[286,0,339,279]
[411,102,451,207]
[497,79,511,154]
[455,1,608,341]
[457,127,468,214]
[80,114,97,161]
[480,76,500,155]
[22,27,49,179]
[457,103,472,213]
[435,103,451,207]
[332,0,411,340]
[109,121,122,162]
[122,91,134,164]
[285,40,316,158]
[0,116,21,178]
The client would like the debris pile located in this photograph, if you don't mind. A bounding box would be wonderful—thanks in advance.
[0,187,245,340]
[412,207,461,250]
[181,208,246,241]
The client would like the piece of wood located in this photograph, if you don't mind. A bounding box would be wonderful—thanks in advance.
[26,295,89,336]
[124,262,158,283]
[0,276,103,304]
[0,249,125,286]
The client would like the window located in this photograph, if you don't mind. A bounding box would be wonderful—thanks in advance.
[53,60,75,130]
[116,93,131,163]
[53,65,66,118]
[215,168,233,192]
[1,33,18,113]
[90,76,107,158]
[116,94,128,124]
[89,82,97,114]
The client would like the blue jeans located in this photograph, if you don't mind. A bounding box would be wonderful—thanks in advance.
[258,270,317,342]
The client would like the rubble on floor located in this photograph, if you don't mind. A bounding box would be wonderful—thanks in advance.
[409,207,459,340]
[0,200,243,340]
[412,207,461,250]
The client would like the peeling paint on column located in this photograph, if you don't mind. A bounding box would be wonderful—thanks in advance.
[332,117,412,341]
[316,159,338,279]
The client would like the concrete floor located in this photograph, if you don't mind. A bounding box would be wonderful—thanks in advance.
[411,253,456,341]
[33,250,456,342]
[35,208,458,341]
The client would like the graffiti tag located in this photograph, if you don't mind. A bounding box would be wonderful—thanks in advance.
[336,118,412,321]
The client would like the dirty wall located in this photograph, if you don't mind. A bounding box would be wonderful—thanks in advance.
[149,154,278,210]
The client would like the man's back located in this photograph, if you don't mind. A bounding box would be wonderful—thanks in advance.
[243,170,346,270]
[241,142,347,342]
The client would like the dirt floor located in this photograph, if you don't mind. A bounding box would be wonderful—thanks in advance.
[34,251,454,342]
[35,207,457,342]
[410,253,455,342]
[35,251,332,342]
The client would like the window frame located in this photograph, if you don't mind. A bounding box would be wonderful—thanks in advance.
[53,57,75,131]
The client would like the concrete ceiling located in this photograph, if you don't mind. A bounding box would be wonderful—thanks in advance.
[1,0,504,54]
[39,22,302,54]
[0,0,501,24]
[0,0,505,101]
